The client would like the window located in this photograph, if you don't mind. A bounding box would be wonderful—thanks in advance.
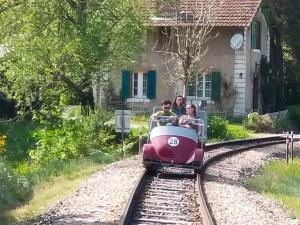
[251,21,261,49]
[121,70,156,100]
[188,72,221,101]
[197,74,212,98]
[188,74,212,98]
[132,72,147,98]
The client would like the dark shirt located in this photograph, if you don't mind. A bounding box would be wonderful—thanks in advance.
[171,106,186,117]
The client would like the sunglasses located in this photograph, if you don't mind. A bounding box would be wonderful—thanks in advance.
[163,106,170,109]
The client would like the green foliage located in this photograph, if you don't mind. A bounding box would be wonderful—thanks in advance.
[274,118,290,132]
[227,124,250,139]
[244,112,275,133]
[0,109,144,221]
[246,158,300,218]
[0,120,40,162]
[272,1,300,105]
[208,115,229,139]
[260,55,286,113]
[124,127,148,154]
[288,104,300,128]
[0,158,32,213]
[226,115,246,124]
[208,116,251,140]
[29,110,116,168]
[131,113,150,124]
[0,135,6,156]
[0,0,149,119]
[0,97,16,119]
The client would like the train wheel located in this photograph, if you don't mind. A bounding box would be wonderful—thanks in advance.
[193,161,202,174]
[194,167,202,174]
[143,162,157,174]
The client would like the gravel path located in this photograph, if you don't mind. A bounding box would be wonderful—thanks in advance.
[204,143,300,225]
[30,156,144,225]
[28,143,299,225]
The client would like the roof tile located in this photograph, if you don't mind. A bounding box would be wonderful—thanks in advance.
[149,0,262,27]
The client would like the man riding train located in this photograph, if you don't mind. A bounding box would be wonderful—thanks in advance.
[151,99,201,134]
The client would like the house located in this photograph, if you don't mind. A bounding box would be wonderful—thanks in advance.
[109,0,280,115]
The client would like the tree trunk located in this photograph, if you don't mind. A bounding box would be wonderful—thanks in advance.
[54,72,94,115]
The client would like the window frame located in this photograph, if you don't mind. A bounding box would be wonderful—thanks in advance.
[131,72,148,98]
[187,73,212,100]
[126,71,150,103]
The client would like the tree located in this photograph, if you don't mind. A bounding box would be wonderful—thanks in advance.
[152,0,223,96]
[0,0,22,14]
[0,0,149,118]
[270,0,300,104]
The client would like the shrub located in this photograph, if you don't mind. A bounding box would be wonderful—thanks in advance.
[244,112,275,133]
[131,113,150,124]
[208,115,229,139]
[0,159,32,213]
[124,127,148,154]
[0,97,17,119]
[226,124,250,139]
[29,110,117,168]
[288,104,300,128]
[226,115,246,124]
[0,135,6,156]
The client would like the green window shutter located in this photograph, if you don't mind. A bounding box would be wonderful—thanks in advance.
[251,21,257,49]
[211,71,221,101]
[188,83,194,96]
[147,70,156,99]
[121,70,130,99]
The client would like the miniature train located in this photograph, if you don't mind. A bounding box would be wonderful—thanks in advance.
[142,114,206,173]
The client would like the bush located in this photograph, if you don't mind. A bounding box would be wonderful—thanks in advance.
[226,124,250,139]
[124,127,148,154]
[29,110,117,168]
[0,120,40,162]
[0,97,17,119]
[0,159,32,213]
[0,135,6,156]
[244,112,275,133]
[226,115,246,124]
[131,113,150,124]
[208,115,229,139]
[288,104,300,128]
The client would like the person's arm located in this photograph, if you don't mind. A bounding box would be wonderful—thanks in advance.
[169,112,177,123]
[178,115,187,126]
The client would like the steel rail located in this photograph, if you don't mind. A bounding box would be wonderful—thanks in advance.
[119,170,209,225]
[203,139,286,170]
[119,170,148,225]
[197,136,297,225]
[205,135,287,151]
[196,174,215,225]
[120,136,298,225]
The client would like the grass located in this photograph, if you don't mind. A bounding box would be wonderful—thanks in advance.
[227,123,250,139]
[8,159,104,223]
[246,157,300,218]
[2,116,297,224]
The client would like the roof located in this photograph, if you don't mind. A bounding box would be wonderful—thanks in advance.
[149,0,263,27]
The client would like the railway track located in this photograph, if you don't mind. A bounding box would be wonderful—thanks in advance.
[119,135,298,225]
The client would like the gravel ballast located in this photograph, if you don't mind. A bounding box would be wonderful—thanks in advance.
[30,156,143,225]
[204,143,300,225]
[29,143,299,225]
